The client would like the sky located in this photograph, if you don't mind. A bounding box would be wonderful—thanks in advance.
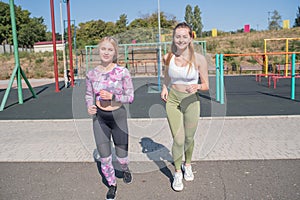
[2,0,300,32]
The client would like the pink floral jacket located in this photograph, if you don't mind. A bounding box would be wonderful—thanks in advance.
[85,65,134,107]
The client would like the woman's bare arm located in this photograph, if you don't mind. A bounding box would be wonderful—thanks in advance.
[196,53,209,91]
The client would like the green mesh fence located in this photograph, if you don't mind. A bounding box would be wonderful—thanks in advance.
[84,27,206,74]
[85,40,206,76]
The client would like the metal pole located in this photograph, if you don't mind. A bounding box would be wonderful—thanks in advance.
[50,0,60,92]
[60,0,68,88]
[291,53,296,100]
[73,21,78,81]
[220,54,224,104]
[125,45,128,69]
[85,46,88,72]
[264,39,268,76]
[285,39,289,76]
[66,0,74,87]
[10,0,22,102]
[0,65,18,111]
[9,0,36,101]
[215,54,220,102]
[163,43,167,54]
[157,0,162,91]
[1,0,37,111]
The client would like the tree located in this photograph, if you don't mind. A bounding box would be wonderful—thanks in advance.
[294,6,300,27]
[268,10,282,30]
[104,21,116,36]
[148,12,164,28]
[115,14,128,34]
[184,5,193,28]
[120,12,176,44]
[128,18,149,29]
[45,31,61,42]
[0,2,47,46]
[193,5,203,37]
[0,2,11,44]
[18,17,47,47]
[75,11,178,48]
[76,19,106,47]
[128,11,175,30]
[184,5,204,37]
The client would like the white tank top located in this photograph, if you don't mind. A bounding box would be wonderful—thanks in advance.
[168,55,199,85]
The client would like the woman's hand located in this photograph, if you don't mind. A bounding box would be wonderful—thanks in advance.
[185,84,200,93]
[99,90,113,100]
[88,105,97,115]
[161,87,168,102]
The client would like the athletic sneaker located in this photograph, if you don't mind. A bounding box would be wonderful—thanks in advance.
[172,172,183,191]
[106,185,117,200]
[123,169,132,184]
[182,164,194,181]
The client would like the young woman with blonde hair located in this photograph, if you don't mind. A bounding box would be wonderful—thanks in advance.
[161,22,209,191]
[85,36,134,199]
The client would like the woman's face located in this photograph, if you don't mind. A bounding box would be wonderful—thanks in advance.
[99,40,115,63]
[174,27,192,51]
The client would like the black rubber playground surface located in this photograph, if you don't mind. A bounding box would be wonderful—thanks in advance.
[1,76,300,200]
[0,75,299,120]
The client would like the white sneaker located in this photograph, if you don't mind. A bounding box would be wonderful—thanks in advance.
[182,164,194,181]
[172,172,183,191]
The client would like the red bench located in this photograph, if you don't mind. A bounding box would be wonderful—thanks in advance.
[271,74,300,88]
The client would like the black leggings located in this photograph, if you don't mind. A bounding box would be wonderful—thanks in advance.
[93,105,129,158]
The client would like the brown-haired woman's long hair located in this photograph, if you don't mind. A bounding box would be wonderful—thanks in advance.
[170,22,196,73]
[98,36,119,63]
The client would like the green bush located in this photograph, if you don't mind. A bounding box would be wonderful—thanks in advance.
[206,40,218,52]
[251,40,263,48]
[0,53,11,61]
[246,57,258,64]
[229,40,235,48]
[19,51,31,59]
[35,57,44,64]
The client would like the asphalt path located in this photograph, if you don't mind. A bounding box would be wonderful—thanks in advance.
[1,160,299,200]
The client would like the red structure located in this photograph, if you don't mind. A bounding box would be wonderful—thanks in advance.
[66,0,74,87]
[50,0,60,92]
[49,0,75,90]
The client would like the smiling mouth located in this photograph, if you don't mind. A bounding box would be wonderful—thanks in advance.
[177,43,186,46]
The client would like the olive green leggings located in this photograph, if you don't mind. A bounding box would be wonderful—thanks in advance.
[166,88,200,171]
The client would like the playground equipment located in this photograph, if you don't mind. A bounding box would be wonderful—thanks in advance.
[63,19,78,86]
[291,54,297,100]
[269,62,300,89]
[50,0,76,91]
[253,37,300,82]
[0,0,75,111]
[215,52,298,104]
[215,54,224,104]
[85,41,207,91]
[263,38,300,77]
[85,41,206,70]
[123,47,159,76]
[50,0,60,92]
[0,0,37,111]
[65,0,75,87]
[257,38,300,88]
